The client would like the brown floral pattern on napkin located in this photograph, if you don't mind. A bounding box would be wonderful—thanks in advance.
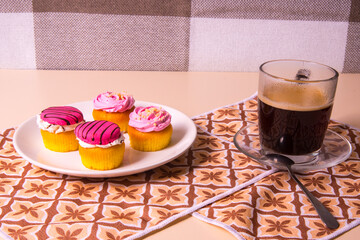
[0,95,275,240]
[193,97,258,143]
[194,99,360,240]
[1,95,359,240]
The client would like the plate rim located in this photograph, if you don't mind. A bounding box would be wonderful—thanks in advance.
[13,100,197,178]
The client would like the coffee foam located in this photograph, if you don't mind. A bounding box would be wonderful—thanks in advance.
[259,83,332,111]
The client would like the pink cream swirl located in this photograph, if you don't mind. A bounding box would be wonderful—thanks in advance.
[93,91,135,113]
[129,106,171,132]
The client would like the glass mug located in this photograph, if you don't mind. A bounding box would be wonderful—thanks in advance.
[258,59,338,164]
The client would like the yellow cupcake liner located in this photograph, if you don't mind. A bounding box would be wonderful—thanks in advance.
[79,143,125,170]
[128,125,173,152]
[92,108,134,132]
[40,129,79,152]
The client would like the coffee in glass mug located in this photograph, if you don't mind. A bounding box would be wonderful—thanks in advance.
[258,60,338,164]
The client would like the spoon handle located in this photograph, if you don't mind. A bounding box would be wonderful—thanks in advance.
[286,167,339,229]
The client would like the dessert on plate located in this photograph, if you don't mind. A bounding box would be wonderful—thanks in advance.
[37,106,84,152]
[92,91,135,132]
[75,120,125,170]
[128,106,172,152]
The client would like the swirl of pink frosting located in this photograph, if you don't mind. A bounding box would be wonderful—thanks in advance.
[129,106,171,132]
[93,91,135,113]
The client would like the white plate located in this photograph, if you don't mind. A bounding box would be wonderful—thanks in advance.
[13,101,197,178]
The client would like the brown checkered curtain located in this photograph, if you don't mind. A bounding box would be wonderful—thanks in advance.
[1,0,359,72]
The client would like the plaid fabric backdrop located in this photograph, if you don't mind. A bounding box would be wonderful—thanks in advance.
[0,0,359,72]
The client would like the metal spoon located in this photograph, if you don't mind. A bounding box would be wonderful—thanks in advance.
[266,153,339,229]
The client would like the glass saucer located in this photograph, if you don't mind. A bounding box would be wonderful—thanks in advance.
[233,124,352,172]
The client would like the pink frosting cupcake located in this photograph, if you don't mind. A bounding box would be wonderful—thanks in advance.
[128,106,173,152]
[92,91,135,132]
[75,120,125,170]
[128,106,171,132]
[37,106,84,152]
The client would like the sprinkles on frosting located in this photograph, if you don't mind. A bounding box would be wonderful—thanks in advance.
[129,106,171,132]
[93,91,135,113]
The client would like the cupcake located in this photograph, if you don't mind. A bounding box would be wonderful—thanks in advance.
[92,91,135,132]
[128,106,172,151]
[75,120,125,170]
[37,106,84,152]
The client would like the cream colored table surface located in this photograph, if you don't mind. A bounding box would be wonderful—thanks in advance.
[0,70,359,240]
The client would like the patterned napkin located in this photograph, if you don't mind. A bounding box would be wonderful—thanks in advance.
[192,96,360,239]
[0,94,359,240]
[0,95,275,240]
